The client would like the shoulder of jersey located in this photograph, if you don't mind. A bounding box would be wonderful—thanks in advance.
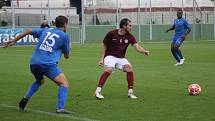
[182,18,187,21]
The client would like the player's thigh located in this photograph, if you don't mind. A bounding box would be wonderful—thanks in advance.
[44,65,68,87]
[116,58,132,71]
[30,64,44,84]
[172,37,183,48]
[123,64,133,72]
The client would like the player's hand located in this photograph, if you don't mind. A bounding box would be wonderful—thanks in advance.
[4,40,16,48]
[143,50,150,56]
[98,60,104,67]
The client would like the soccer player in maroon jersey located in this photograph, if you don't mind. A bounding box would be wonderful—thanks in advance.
[95,18,150,99]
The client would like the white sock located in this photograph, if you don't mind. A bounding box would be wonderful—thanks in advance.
[96,87,102,93]
[128,89,133,94]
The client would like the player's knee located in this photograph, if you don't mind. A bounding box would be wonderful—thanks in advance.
[173,44,179,49]
[62,83,69,88]
[35,79,45,85]
[171,48,174,52]
[40,79,45,85]
[54,74,69,88]
[104,67,113,73]
[124,64,133,72]
[58,80,69,88]
[171,47,178,52]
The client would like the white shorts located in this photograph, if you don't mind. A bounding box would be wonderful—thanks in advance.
[104,55,131,71]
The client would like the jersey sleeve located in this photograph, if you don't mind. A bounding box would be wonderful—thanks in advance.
[103,31,112,45]
[62,34,71,55]
[129,34,137,45]
[184,19,190,29]
[31,28,43,38]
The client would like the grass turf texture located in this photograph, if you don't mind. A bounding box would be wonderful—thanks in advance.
[0,41,215,121]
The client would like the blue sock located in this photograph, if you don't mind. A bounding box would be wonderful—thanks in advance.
[175,48,183,59]
[57,86,68,110]
[26,82,41,98]
[171,48,180,62]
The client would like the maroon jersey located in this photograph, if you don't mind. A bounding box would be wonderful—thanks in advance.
[103,29,137,58]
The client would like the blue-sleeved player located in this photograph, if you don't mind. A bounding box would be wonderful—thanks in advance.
[4,16,71,113]
[166,9,191,66]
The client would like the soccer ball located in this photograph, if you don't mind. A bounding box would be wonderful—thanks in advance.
[188,84,201,95]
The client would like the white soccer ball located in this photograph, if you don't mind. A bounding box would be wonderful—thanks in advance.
[188,84,201,95]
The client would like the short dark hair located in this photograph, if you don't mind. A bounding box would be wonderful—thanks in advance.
[40,23,50,28]
[120,18,131,28]
[177,9,183,13]
[55,15,68,28]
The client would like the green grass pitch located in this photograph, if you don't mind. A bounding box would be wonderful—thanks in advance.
[0,41,215,121]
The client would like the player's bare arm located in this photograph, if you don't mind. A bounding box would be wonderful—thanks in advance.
[4,29,33,48]
[133,43,150,56]
[166,25,175,33]
[98,44,106,66]
[63,41,71,59]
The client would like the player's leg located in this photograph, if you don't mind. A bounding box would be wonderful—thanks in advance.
[26,65,45,98]
[175,47,183,60]
[95,67,112,99]
[174,38,185,64]
[171,41,181,65]
[97,67,112,88]
[117,58,137,99]
[19,64,45,110]
[44,65,70,113]
[124,64,137,98]
[95,56,115,99]
[53,73,71,113]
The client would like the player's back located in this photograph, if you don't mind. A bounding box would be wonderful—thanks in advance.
[30,28,70,65]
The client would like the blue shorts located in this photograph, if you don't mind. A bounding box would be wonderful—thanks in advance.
[30,64,62,82]
[172,37,183,46]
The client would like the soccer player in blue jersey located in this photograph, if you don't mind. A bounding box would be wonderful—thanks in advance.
[166,9,191,66]
[4,16,71,113]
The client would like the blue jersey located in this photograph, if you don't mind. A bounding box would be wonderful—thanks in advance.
[30,28,70,65]
[172,18,190,38]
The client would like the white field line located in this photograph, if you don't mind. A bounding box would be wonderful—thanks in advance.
[0,104,99,121]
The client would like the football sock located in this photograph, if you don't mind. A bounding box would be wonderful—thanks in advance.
[175,48,183,59]
[95,87,102,93]
[97,71,110,87]
[171,48,180,62]
[57,86,68,110]
[128,89,133,94]
[26,81,41,98]
[127,72,134,89]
